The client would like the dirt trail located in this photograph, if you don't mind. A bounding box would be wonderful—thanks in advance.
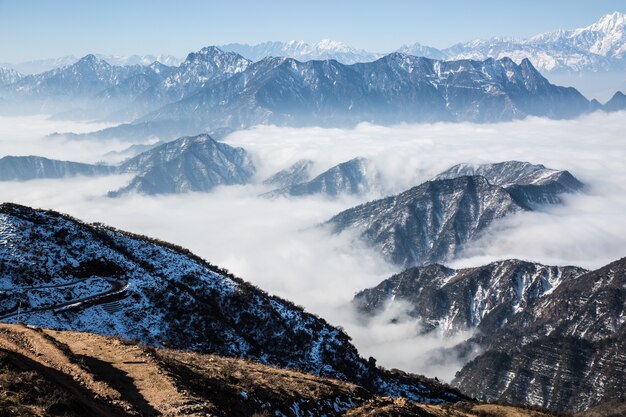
[0,323,132,415]
[47,329,206,416]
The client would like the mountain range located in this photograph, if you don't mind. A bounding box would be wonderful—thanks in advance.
[0,202,466,404]
[327,161,584,268]
[218,12,626,75]
[3,46,621,142]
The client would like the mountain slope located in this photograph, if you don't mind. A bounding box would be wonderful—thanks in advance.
[327,176,526,267]
[453,256,626,412]
[111,134,255,195]
[0,155,116,181]
[0,203,465,402]
[353,260,587,335]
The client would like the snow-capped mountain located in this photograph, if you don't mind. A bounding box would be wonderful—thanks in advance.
[0,156,115,181]
[0,67,23,86]
[220,13,625,75]
[327,176,525,268]
[220,40,381,64]
[111,134,255,195]
[145,46,251,103]
[453,256,626,412]
[432,161,585,206]
[439,12,626,74]
[95,53,181,67]
[4,54,180,75]
[265,158,377,198]
[6,54,143,98]
[262,159,315,188]
[327,162,584,267]
[354,260,587,336]
[0,202,467,403]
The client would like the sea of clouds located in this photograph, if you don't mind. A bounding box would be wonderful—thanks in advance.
[1,111,625,380]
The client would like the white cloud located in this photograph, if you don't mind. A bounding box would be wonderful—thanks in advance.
[0,111,625,381]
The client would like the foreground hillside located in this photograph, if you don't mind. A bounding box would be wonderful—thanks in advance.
[0,202,463,403]
[0,324,561,417]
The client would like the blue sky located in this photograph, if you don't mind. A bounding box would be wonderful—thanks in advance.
[1,0,624,62]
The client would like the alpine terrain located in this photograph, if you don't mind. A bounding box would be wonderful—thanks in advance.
[327,161,584,267]
[0,202,466,404]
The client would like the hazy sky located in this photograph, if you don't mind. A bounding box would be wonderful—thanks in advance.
[1,0,624,62]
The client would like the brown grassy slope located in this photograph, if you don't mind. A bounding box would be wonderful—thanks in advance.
[0,324,567,417]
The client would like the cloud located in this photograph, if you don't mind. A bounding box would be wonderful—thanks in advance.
[0,111,625,381]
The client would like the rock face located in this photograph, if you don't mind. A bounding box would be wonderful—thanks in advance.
[0,155,116,181]
[327,176,526,267]
[453,256,626,412]
[262,159,314,188]
[0,202,466,403]
[353,260,587,335]
[266,158,376,198]
[111,134,255,195]
[432,161,585,206]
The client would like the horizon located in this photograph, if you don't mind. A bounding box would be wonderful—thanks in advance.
[0,1,624,63]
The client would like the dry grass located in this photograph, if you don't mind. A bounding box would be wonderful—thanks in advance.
[0,324,570,416]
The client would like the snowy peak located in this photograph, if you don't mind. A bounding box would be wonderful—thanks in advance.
[112,134,255,195]
[432,161,584,207]
[265,158,377,198]
[583,11,626,35]
[220,40,380,64]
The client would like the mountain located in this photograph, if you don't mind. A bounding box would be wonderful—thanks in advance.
[220,40,381,64]
[432,161,585,206]
[416,12,626,75]
[604,90,626,112]
[110,134,255,196]
[5,54,143,99]
[0,202,466,403]
[262,159,314,188]
[453,256,626,412]
[265,158,376,198]
[94,53,181,67]
[0,155,116,181]
[327,176,526,268]
[326,163,584,267]
[353,260,587,336]
[136,54,591,137]
[223,13,625,76]
[140,46,251,104]
[0,67,23,86]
